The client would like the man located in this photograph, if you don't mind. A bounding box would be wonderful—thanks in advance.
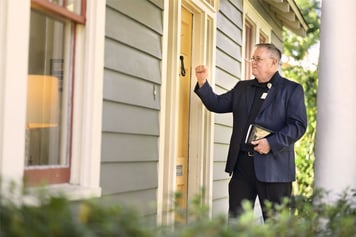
[194,43,307,219]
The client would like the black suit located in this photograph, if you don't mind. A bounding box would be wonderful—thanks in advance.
[195,71,307,218]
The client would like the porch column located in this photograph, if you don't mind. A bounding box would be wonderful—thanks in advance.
[314,0,356,198]
[0,0,30,189]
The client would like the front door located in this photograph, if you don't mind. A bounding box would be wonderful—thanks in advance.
[176,6,193,219]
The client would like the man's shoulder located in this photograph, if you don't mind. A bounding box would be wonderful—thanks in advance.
[276,78,305,97]
[277,75,302,88]
[236,79,256,86]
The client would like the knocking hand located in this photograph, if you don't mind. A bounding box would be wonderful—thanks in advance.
[195,65,208,88]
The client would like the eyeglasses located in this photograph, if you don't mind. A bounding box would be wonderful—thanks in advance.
[246,57,273,63]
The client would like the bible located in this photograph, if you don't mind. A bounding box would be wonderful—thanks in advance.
[245,124,272,145]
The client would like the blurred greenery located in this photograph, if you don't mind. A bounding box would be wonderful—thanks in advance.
[1,185,355,237]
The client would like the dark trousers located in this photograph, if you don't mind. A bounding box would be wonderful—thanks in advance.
[228,152,292,220]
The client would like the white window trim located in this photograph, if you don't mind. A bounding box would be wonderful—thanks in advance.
[0,0,105,200]
[242,0,272,80]
[65,0,105,199]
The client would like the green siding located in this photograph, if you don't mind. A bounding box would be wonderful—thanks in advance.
[101,0,163,217]
[100,0,286,220]
[213,0,243,217]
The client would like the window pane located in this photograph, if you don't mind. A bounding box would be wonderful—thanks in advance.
[26,10,73,167]
[244,20,253,80]
[65,0,82,15]
[48,0,64,5]
[48,0,82,15]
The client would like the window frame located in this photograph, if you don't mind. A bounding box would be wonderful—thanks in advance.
[31,0,86,24]
[24,1,82,186]
[244,18,254,80]
[259,31,268,44]
[242,0,272,80]
[0,0,98,192]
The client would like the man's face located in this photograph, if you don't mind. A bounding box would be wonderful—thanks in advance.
[251,47,276,81]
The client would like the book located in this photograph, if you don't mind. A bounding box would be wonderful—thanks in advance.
[245,124,272,145]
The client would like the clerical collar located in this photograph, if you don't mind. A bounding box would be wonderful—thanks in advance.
[253,80,272,89]
[253,75,275,89]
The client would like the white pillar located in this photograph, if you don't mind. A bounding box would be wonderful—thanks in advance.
[315,0,356,199]
[0,0,30,189]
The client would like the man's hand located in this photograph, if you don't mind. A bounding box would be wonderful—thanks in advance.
[195,65,208,88]
[251,138,271,155]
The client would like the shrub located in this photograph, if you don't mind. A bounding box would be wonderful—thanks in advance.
[0,184,355,237]
[0,186,154,237]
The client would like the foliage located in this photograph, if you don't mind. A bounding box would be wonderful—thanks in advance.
[283,0,321,60]
[1,186,356,237]
[284,65,318,197]
[0,187,154,237]
[282,0,321,197]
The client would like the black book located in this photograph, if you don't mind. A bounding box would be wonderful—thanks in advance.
[245,124,272,145]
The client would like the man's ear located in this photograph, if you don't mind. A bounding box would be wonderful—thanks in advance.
[272,58,278,66]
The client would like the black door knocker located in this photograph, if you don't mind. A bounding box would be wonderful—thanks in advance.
[180,55,186,77]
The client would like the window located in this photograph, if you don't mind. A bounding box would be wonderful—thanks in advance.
[244,19,254,80]
[243,0,272,80]
[32,0,86,22]
[259,31,267,44]
[25,0,86,186]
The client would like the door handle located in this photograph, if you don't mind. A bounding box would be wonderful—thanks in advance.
[179,55,186,77]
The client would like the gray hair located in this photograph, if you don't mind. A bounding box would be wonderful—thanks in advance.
[255,43,282,61]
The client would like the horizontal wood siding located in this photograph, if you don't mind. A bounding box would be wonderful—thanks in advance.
[102,133,158,163]
[102,101,159,135]
[105,39,161,84]
[213,0,243,217]
[104,70,160,110]
[101,0,163,217]
[101,162,158,194]
[101,189,158,220]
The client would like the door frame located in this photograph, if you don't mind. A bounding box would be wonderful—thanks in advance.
[158,0,218,225]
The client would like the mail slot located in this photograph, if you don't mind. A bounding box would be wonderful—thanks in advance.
[176,165,183,176]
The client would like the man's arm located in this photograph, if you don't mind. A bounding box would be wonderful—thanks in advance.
[194,65,234,113]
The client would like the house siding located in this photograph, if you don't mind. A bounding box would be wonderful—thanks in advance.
[100,0,285,219]
[212,0,243,216]
[101,0,164,218]
[0,0,309,227]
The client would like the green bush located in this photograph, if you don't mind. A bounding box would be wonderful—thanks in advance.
[0,190,154,237]
[1,185,355,237]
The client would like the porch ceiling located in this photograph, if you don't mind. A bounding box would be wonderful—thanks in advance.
[263,0,308,36]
